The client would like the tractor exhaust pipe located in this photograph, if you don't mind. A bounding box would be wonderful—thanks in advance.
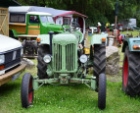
[49,31,54,55]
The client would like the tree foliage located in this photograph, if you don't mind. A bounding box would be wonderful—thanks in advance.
[16,0,140,26]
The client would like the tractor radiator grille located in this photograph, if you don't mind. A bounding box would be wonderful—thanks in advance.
[65,44,76,71]
[53,43,76,72]
[53,44,62,71]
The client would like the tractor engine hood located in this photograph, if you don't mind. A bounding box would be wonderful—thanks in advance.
[53,33,78,44]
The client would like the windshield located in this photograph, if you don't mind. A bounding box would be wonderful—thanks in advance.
[40,15,55,24]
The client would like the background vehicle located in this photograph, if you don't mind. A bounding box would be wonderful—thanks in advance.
[8,6,87,58]
[9,6,64,57]
[0,34,26,86]
[122,27,140,97]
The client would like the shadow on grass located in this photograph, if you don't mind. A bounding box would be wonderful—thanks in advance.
[0,81,21,96]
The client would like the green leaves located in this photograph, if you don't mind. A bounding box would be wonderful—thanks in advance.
[16,0,140,26]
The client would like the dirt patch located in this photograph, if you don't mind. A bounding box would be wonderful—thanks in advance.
[107,70,122,82]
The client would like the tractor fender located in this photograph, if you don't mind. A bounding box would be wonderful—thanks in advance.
[122,37,140,52]
[90,33,108,45]
[37,34,51,45]
[53,33,77,44]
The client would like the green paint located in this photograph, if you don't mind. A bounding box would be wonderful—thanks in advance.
[91,33,108,45]
[26,13,63,34]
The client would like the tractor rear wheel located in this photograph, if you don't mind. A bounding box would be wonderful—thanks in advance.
[93,43,106,91]
[37,44,50,79]
[21,73,34,108]
[98,73,106,110]
[122,47,140,96]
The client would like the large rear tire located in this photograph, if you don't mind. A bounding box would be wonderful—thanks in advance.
[21,73,34,108]
[93,43,106,91]
[122,47,140,96]
[37,44,50,79]
[98,73,106,110]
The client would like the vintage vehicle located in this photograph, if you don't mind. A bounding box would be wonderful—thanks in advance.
[9,6,64,57]
[8,6,89,57]
[0,34,26,86]
[21,25,108,110]
[18,6,108,110]
[121,28,140,97]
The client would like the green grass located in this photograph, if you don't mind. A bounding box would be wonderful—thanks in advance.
[121,30,140,37]
[1,58,140,113]
[1,71,140,113]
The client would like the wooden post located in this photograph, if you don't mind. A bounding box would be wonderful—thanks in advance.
[0,7,9,36]
[115,15,118,29]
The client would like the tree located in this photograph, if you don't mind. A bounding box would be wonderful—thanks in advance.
[16,0,140,26]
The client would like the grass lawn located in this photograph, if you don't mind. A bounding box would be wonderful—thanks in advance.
[121,29,140,37]
[1,54,140,113]
[1,67,140,113]
[1,33,140,113]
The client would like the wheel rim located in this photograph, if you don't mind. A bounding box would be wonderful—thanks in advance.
[123,56,128,87]
[28,79,33,104]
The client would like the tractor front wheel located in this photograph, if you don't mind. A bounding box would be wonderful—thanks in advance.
[21,73,34,108]
[98,73,106,110]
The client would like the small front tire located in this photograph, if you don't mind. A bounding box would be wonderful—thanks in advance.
[21,73,34,108]
[98,73,106,110]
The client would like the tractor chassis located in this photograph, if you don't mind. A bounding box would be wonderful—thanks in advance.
[33,76,96,90]
[21,72,106,110]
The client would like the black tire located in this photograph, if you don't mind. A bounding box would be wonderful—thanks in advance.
[37,44,50,79]
[93,43,106,91]
[98,73,106,110]
[21,73,34,108]
[122,47,140,96]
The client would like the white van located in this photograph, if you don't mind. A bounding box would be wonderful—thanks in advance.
[0,34,26,86]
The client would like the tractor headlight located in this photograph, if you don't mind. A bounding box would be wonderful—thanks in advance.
[0,54,5,64]
[43,54,51,63]
[79,54,88,63]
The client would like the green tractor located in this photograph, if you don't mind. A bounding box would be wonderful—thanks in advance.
[121,28,140,97]
[20,22,108,109]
